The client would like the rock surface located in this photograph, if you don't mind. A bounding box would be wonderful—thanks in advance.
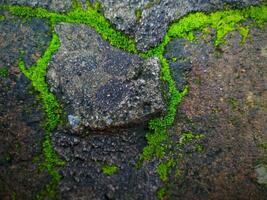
[1,0,72,12]
[52,127,161,200]
[165,26,267,199]
[47,23,165,130]
[0,12,51,68]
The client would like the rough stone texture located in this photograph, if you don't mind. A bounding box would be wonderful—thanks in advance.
[0,63,49,200]
[52,127,160,200]
[165,25,267,199]
[0,15,54,199]
[47,23,165,130]
[97,0,263,51]
[1,0,72,12]
[0,12,52,68]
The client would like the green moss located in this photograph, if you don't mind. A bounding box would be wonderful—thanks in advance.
[18,22,64,199]
[102,164,119,175]
[227,97,239,111]
[0,67,8,77]
[135,8,142,21]
[18,23,61,132]
[0,15,5,21]
[258,143,267,151]
[157,159,175,182]
[157,187,167,200]
[146,5,267,57]
[179,131,204,145]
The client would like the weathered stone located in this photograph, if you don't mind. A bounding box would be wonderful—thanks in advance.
[0,13,52,68]
[47,23,165,130]
[1,0,72,12]
[52,128,160,199]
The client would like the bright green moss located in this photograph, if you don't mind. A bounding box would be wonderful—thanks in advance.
[0,67,8,77]
[147,5,267,56]
[102,164,119,175]
[18,22,64,199]
[179,131,204,145]
[157,187,167,200]
[157,159,175,182]
[0,15,5,21]
[135,8,142,21]
[18,24,61,131]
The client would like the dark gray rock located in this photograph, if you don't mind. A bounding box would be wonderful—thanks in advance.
[0,65,49,199]
[1,0,72,12]
[0,13,52,68]
[52,128,160,200]
[47,23,165,130]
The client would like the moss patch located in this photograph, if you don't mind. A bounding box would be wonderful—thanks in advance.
[0,67,8,77]
[18,22,64,199]
[102,164,119,176]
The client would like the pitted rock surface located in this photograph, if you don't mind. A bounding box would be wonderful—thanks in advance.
[0,13,52,68]
[47,23,165,130]
[1,0,72,12]
[52,127,161,199]
[97,0,262,51]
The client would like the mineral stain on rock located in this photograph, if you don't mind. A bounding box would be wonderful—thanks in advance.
[47,23,165,130]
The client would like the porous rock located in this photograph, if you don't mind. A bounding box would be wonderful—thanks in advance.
[47,23,165,130]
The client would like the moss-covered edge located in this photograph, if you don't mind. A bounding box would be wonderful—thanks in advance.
[1,1,267,199]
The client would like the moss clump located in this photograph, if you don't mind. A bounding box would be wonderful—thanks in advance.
[102,164,119,176]
[227,97,239,111]
[157,159,175,182]
[135,8,142,21]
[0,67,8,77]
[146,5,267,58]
[0,15,5,21]
[157,187,167,200]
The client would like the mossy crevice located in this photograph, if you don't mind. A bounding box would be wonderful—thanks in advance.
[18,21,65,199]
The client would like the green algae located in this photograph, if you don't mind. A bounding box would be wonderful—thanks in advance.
[102,164,119,176]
